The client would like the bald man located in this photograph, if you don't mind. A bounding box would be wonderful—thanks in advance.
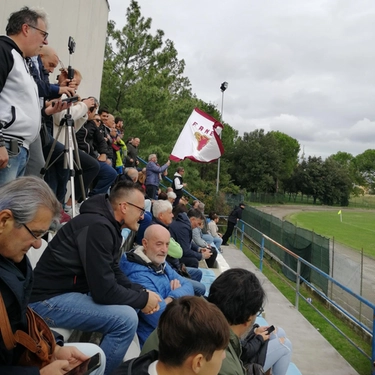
[120,225,194,346]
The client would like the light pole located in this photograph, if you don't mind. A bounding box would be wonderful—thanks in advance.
[216,81,228,193]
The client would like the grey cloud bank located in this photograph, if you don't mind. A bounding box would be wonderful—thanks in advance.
[109,0,375,158]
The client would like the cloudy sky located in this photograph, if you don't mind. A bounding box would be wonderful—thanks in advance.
[109,0,375,159]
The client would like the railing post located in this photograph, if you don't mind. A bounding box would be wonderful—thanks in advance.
[260,236,264,272]
[372,311,375,375]
[295,258,301,311]
[240,221,244,252]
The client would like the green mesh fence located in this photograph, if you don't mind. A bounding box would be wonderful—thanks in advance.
[241,207,329,294]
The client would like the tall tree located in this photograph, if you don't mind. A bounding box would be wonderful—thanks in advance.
[226,129,282,192]
[270,131,300,192]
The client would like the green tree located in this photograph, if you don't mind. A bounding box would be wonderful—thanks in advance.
[226,129,282,192]
[354,149,375,193]
[270,131,300,192]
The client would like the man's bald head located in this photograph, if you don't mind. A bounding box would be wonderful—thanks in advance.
[142,225,170,266]
[126,168,138,183]
[40,45,59,73]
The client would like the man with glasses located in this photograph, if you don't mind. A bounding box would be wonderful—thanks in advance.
[30,180,162,375]
[0,176,106,375]
[0,7,50,185]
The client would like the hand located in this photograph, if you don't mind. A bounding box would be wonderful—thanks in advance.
[105,159,112,166]
[53,345,89,364]
[58,86,75,97]
[170,279,181,290]
[201,248,212,259]
[45,100,71,115]
[254,326,270,341]
[183,183,187,187]
[82,98,96,110]
[129,158,134,163]
[141,290,162,314]
[0,146,9,169]
[97,154,107,162]
[166,160,171,166]
[40,359,70,374]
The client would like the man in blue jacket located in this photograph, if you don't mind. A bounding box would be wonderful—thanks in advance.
[120,224,194,346]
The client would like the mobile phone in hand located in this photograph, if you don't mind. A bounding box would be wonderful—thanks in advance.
[65,353,101,375]
[62,96,79,104]
[266,325,275,335]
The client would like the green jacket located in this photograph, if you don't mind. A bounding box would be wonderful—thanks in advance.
[141,328,246,375]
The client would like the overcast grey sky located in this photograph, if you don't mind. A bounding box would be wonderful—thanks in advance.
[109,0,375,158]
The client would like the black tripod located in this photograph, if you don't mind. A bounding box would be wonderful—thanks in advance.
[40,37,85,217]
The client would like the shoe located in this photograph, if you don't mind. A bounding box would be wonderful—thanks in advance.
[219,248,223,253]
[221,243,228,246]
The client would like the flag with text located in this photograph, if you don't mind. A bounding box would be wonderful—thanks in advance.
[170,108,224,163]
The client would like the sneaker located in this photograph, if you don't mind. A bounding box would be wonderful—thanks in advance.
[221,243,229,246]
[60,209,71,223]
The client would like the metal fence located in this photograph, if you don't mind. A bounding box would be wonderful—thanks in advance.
[227,219,375,373]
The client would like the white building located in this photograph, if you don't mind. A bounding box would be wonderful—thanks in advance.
[0,0,110,99]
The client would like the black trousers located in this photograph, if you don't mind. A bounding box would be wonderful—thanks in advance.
[222,221,236,244]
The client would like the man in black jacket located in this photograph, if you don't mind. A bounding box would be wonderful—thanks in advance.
[221,203,245,246]
[75,108,117,200]
[29,181,161,374]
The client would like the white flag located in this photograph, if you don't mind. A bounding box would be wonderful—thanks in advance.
[170,108,224,163]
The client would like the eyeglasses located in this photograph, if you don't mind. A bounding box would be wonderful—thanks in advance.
[94,119,101,123]
[27,24,49,41]
[22,223,49,240]
[120,201,146,217]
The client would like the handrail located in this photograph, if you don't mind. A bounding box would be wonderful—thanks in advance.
[224,216,375,371]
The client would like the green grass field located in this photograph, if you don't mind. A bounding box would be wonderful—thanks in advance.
[285,210,375,258]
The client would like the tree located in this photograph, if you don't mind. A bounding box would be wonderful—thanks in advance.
[226,129,282,192]
[354,149,375,193]
[270,131,300,192]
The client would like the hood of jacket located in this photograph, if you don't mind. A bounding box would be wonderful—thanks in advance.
[112,350,158,375]
[173,212,191,229]
[124,247,166,275]
[79,194,120,230]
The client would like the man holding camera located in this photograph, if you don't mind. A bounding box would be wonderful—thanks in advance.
[0,7,70,186]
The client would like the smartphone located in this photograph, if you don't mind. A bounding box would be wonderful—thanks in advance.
[62,96,79,104]
[266,325,275,335]
[65,353,101,375]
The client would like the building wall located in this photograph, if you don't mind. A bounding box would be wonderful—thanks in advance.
[0,0,110,100]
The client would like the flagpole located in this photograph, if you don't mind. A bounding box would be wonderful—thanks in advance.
[216,81,228,193]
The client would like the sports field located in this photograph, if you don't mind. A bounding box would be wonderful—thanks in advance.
[285,210,375,258]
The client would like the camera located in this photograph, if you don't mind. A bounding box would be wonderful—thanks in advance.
[68,36,76,54]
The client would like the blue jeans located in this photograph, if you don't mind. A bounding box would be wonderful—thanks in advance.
[212,236,223,250]
[0,144,28,186]
[263,327,292,375]
[89,161,117,196]
[186,267,206,296]
[30,293,138,375]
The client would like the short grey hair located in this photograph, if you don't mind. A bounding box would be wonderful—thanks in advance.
[197,202,205,212]
[148,154,156,161]
[167,191,176,200]
[153,200,172,218]
[0,176,60,227]
[6,6,49,35]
